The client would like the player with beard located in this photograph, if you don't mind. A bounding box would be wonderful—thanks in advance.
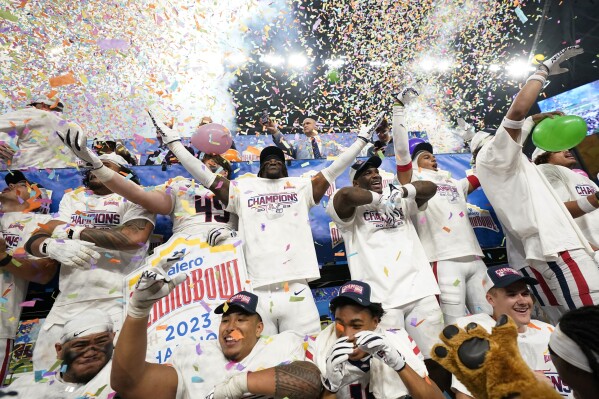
[57,128,238,245]
[325,156,447,389]
[391,87,492,324]
[0,171,58,382]
[147,110,385,335]
[24,152,155,371]
[533,148,599,252]
[111,252,322,399]
[3,309,117,398]
[449,266,568,398]
[308,281,445,399]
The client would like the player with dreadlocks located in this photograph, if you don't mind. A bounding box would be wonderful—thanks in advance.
[549,305,599,399]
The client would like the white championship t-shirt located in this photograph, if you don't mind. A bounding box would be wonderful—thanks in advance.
[451,313,572,397]
[476,125,589,262]
[5,359,115,398]
[411,169,483,261]
[158,177,238,237]
[52,189,155,318]
[327,187,439,308]
[537,164,599,248]
[307,324,428,399]
[226,177,320,288]
[173,331,307,399]
[0,107,78,169]
[0,212,51,339]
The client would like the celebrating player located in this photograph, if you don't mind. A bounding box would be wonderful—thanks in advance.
[307,281,445,399]
[471,46,599,312]
[148,110,385,335]
[325,156,448,388]
[24,153,155,371]
[4,309,117,398]
[448,266,568,398]
[111,252,322,399]
[391,87,492,324]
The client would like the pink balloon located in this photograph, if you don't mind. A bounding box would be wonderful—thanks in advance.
[190,123,233,155]
[572,168,589,178]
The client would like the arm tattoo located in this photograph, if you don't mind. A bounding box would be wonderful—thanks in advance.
[79,219,151,250]
[274,361,323,399]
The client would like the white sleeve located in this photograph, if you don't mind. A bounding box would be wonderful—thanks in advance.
[225,180,241,214]
[303,178,316,208]
[120,200,156,226]
[476,127,522,171]
[326,191,356,227]
[457,177,470,197]
[537,165,571,202]
[56,192,77,223]
[0,108,35,135]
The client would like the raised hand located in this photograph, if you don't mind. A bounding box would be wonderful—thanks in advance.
[354,331,406,371]
[358,111,386,143]
[323,336,356,392]
[57,129,103,170]
[128,250,187,318]
[541,45,584,76]
[147,110,181,145]
[395,87,419,106]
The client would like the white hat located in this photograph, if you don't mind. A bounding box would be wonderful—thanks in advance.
[99,153,129,167]
[531,147,547,162]
[469,131,493,154]
[29,96,64,112]
[60,309,113,344]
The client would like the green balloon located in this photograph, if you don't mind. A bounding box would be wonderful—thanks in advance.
[327,69,340,83]
[532,115,587,152]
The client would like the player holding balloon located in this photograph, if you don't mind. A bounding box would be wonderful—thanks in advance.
[472,45,599,311]
[391,88,492,324]
[148,110,386,336]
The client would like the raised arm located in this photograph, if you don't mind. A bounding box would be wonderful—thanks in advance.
[503,46,583,142]
[112,252,186,399]
[269,121,297,158]
[392,87,419,185]
[148,111,231,206]
[312,112,386,202]
[0,237,58,284]
[332,187,379,219]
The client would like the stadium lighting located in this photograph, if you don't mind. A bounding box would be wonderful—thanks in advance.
[368,60,390,68]
[225,52,248,65]
[437,59,453,71]
[418,57,436,71]
[506,60,535,77]
[260,54,285,66]
[325,58,346,68]
[489,64,501,72]
[288,53,309,68]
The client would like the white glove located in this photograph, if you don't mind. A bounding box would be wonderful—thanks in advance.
[51,224,86,240]
[40,238,101,269]
[395,87,419,106]
[128,250,188,318]
[208,372,248,399]
[354,331,406,372]
[541,45,584,76]
[147,110,181,145]
[376,184,404,220]
[357,111,386,142]
[457,118,476,142]
[206,226,237,247]
[56,129,103,170]
[323,336,356,392]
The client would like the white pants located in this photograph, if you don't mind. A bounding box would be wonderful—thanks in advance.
[254,279,321,336]
[529,248,599,312]
[0,338,13,385]
[32,300,123,372]
[432,256,493,325]
[520,266,566,325]
[379,296,444,359]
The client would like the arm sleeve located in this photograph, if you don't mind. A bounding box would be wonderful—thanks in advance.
[320,139,368,184]
[391,105,412,171]
[168,141,217,188]
[476,127,522,171]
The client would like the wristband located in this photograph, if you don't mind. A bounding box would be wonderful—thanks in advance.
[92,165,116,182]
[369,191,383,205]
[577,197,598,214]
[41,239,50,256]
[402,184,417,199]
[502,117,526,129]
[68,226,86,240]
[0,255,12,267]
[466,174,481,189]
[525,74,547,85]
[357,136,369,143]
[396,163,413,173]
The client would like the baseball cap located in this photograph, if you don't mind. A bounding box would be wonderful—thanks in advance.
[60,309,113,344]
[330,280,373,308]
[349,156,382,182]
[99,153,129,167]
[482,266,538,292]
[214,291,259,315]
[259,146,285,165]
[531,147,548,162]
[469,131,493,154]
[29,96,64,112]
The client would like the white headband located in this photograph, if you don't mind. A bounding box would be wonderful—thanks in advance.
[549,323,597,373]
[60,309,113,344]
